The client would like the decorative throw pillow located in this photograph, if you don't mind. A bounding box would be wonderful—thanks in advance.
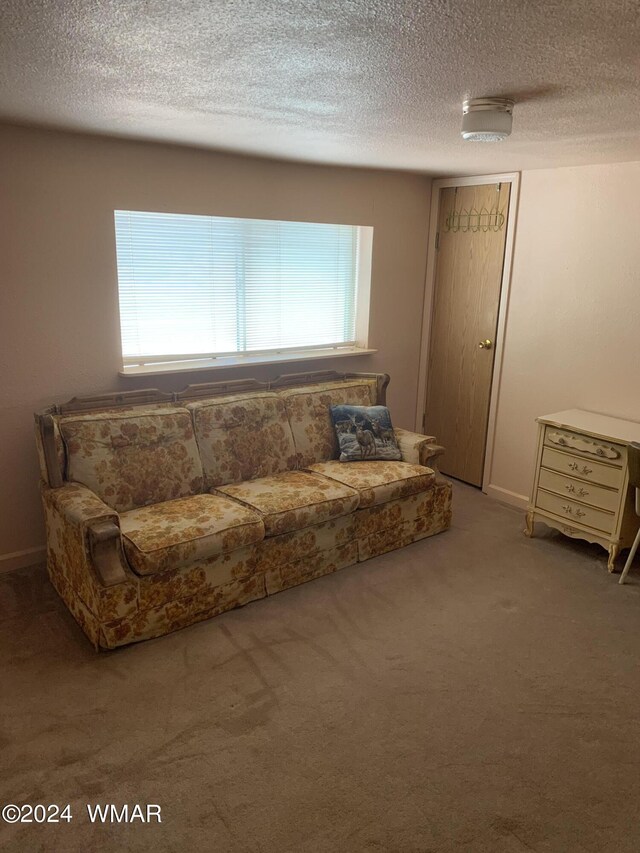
[330,404,402,462]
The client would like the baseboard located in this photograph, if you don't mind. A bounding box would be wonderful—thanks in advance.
[0,546,46,574]
[484,484,529,511]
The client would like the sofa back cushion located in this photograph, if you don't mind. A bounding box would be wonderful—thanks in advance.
[60,407,204,513]
[187,392,298,489]
[278,379,378,466]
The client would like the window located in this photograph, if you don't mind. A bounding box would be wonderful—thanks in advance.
[114,210,373,373]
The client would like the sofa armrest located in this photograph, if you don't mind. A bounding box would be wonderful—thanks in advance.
[45,483,129,587]
[394,428,446,474]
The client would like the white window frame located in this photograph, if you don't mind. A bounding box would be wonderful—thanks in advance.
[115,214,375,377]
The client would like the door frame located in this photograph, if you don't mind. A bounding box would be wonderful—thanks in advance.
[415,171,520,492]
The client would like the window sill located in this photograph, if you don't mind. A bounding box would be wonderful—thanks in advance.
[119,346,377,378]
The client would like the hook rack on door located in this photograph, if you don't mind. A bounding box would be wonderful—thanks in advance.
[444,207,505,233]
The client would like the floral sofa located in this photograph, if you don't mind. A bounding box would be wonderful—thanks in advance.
[35,371,452,649]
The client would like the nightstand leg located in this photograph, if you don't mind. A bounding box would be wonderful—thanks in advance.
[607,543,620,573]
[524,510,535,538]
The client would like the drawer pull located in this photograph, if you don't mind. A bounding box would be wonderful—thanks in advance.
[542,448,622,490]
[547,431,621,460]
[568,462,593,476]
[565,483,589,498]
[561,504,585,519]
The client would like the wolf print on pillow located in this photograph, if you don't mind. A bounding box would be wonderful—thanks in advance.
[330,405,402,462]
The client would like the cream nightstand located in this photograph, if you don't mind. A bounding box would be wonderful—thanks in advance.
[525,409,640,571]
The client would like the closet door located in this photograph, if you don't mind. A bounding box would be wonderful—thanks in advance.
[424,182,511,486]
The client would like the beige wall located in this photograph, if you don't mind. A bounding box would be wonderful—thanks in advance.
[488,160,640,504]
[7,124,637,567]
[0,124,432,567]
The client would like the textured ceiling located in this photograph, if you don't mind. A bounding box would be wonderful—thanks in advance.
[1,0,640,174]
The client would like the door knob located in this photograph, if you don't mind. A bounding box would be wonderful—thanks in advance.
[478,339,493,349]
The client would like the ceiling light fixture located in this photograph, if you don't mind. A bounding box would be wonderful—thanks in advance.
[461,97,514,142]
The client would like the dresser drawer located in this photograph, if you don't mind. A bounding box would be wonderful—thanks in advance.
[540,447,624,489]
[543,426,625,465]
[535,489,614,534]
[537,468,620,512]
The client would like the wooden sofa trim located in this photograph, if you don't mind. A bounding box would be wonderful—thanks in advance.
[176,378,268,401]
[36,412,64,488]
[177,371,390,402]
[422,443,446,477]
[58,388,174,415]
[38,371,390,416]
[88,520,130,587]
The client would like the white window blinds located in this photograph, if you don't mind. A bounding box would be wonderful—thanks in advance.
[114,210,360,365]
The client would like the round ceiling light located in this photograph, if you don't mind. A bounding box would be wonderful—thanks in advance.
[461,97,514,142]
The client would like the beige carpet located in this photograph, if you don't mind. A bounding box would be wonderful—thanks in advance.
[2,483,640,853]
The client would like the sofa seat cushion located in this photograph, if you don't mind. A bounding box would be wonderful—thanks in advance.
[306,460,435,508]
[120,494,265,576]
[214,471,359,537]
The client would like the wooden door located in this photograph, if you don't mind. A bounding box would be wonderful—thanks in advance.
[424,182,511,486]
